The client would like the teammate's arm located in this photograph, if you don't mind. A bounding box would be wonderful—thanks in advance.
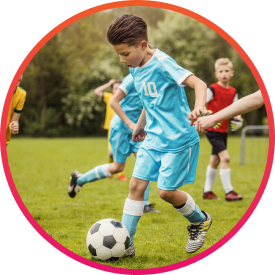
[195,90,264,133]
[9,112,21,134]
[132,108,147,143]
[94,79,116,98]
[110,88,136,131]
[184,75,207,125]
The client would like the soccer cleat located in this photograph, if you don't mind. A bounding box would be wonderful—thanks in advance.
[225,190,243,201]
[143,203,161,213]
[125,243,135,257]
[203,191,221,200]
[67,171,82,198]
[118,174,128,181]
[186,211,212,253]
[109,174,114,179]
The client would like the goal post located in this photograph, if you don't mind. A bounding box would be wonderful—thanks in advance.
[240,125,269,165]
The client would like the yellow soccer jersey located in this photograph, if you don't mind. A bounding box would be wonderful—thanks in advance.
[6,86,26,145]
[103,92,114,130]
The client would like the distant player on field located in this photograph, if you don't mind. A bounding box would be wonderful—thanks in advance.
[107,14,212,256]
[202,58,243,201]
[6,74,26,146]
[194,90,264,132]
[94,79,127,181]
[68,74,160,213]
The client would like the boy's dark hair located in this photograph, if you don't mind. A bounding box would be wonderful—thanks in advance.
[107,14,148,46]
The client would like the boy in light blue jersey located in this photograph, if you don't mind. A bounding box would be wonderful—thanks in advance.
[68,73,159,213]
[107,14,212,256]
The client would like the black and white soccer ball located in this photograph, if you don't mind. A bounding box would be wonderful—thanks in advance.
[86,219,130,261]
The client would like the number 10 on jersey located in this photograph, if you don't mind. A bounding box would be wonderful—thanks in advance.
[143,82,158,96]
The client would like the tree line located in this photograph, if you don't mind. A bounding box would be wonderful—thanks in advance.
[19,7,263,137]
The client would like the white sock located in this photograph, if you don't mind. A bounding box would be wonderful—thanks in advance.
[219,168,233,194]
[174,193,195,216]
[123,198,144,216]
[204,165,217,193]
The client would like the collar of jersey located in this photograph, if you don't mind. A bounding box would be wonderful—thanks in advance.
[138,49,158,70]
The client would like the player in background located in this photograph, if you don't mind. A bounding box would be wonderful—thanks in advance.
[107,14,212,256]
[68,74,160,213]
[194,90,264,132]
[94,79,127,181]
[6,74,26,146]
[202,58,243,201]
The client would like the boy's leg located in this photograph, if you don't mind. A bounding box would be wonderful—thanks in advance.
[219,150,243,201]
[203,155,220,200]
[122,177,149,256]
[158,142,212,253]
[67,161,125,198]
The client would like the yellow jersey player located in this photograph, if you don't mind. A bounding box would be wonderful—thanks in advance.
[94,79,127,181]
[6,74,26,146]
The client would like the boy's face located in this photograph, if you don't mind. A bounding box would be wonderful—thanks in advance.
[215,65,234,84]
[111,41,147,68]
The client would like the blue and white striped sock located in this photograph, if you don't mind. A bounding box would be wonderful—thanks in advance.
[76,164,111,186]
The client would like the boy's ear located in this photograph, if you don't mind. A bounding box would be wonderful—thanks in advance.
[140,40,148,50]
[231,70,234,77]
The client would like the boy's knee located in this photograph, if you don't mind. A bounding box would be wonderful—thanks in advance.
[210,155,220,167]
[109,162,125,174]
[129,178,146,195]
[114,162,125,173]
[158,189,172,202]
[222,157,230,164]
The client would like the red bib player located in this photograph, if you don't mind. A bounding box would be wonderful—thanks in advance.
[203,58,243,201]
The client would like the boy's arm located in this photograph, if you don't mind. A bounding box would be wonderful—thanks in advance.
[94,79,116,98]
[110,89,136,131]
[9,112,21,134]
[132,108,147,143]
[183,75,207,125]
[195,90,264,133]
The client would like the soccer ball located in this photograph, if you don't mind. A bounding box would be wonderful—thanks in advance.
[86,219,130,261]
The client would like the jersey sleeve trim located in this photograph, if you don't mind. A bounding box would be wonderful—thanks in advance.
[232,93,238,103]
[177,72,194,87]
[14,108,22,113]
[119,85,128,95]
[206,87,215,103]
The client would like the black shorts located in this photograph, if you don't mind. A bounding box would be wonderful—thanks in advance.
[206,131,228,155]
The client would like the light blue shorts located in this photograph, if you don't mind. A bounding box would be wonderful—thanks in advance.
[132,142,200,190]
[109,128,140,163]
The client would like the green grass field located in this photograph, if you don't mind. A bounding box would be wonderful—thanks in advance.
[7,136,267,269]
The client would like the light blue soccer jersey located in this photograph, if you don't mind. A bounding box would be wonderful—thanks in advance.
[129,49,200,152]
[111,74,143,134]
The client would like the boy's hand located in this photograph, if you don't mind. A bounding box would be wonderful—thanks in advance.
[108,79,116,86]
[188,106,207,126]
[9,121,19,134]
[132,126,146,143]
[194,112,221,133]
[128,122,137,132]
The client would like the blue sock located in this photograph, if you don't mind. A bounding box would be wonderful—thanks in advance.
[77,164,111,186]
[122,213,141,245]
[185,205,205,223]
[122,198,144,245]
[173,193,205,223]
[144,182,150,206]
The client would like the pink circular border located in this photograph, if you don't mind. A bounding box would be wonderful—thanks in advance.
[1,1,274,274]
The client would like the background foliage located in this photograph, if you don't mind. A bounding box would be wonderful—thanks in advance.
[19,7,263,137]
